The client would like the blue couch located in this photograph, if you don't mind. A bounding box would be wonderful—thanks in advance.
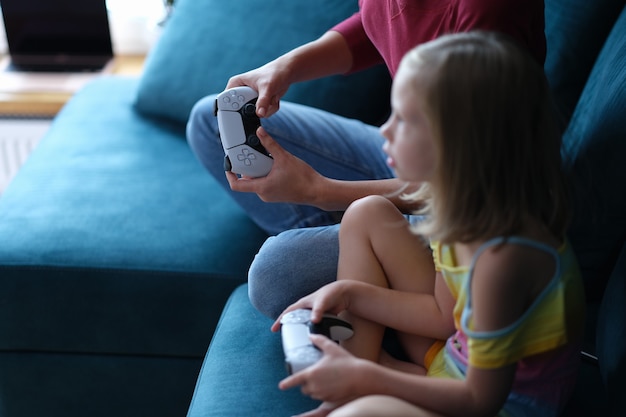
[0,0,624,416]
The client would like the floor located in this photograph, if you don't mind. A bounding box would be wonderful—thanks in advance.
[0,117,51,194]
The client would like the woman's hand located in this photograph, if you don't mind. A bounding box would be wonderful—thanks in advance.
[226,61,292,118]
[225,31,352,119]
[225,127,326,206]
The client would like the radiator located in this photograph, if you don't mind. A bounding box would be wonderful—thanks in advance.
[0,117,51,194]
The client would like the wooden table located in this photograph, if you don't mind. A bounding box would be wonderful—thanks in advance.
[0,55,145,117]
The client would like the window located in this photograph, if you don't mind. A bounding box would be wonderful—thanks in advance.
[0,0,166,55]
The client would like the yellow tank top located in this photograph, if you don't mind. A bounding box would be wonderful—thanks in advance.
[431,236,584,369]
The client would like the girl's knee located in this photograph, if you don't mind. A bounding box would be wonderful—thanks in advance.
[345,195,395,220]
[341,195,402,234]
[330,395,430,417]
[329,396,384,417]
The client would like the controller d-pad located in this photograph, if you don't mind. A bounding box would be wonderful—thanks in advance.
[237,148,257,166]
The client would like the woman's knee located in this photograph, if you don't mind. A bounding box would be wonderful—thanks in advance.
[248,235,289,318]
[186,94,220,152]
[248,226,340,318]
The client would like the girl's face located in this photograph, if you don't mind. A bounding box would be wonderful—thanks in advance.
[381,68,437,183]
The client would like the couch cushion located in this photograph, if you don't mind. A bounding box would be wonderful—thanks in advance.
[544,0,625,128]
[0,352,200,417]
[563,4,626,303]
[597,242,626,414]
[134,0,391,126]
[565,8,626,415]
[187,284,320,417]
[0,77,267,357]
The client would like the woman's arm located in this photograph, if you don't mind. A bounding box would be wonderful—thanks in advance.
[227,31,353,118]
[227,128,423,213]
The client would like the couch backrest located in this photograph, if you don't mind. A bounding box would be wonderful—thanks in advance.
[597,242,626,414]
[561,3,626,301]
[134,0,391,126]
[555,2,626,413]
[544,0,626,129]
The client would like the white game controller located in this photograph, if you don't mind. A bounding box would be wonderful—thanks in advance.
[280,309,354,375]
[214,86,273,178]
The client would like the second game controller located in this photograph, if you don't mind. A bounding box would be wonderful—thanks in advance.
[214,86,273,178]
[280,309,354,374]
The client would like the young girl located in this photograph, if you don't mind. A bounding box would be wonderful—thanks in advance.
[271,31,585,417]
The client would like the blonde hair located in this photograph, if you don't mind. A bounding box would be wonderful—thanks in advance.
[402,31,569,243]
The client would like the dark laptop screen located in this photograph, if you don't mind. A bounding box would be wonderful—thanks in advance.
[0,0,112,68]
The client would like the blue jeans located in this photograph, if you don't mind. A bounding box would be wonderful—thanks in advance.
[187,96,394,318]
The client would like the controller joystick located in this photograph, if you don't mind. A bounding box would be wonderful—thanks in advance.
[280,309,354,374]
[243,103,257,117]
[214,86,273,178]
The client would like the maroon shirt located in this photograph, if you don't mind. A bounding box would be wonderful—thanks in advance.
[332,0,546,77]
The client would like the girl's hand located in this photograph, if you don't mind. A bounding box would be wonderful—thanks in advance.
[226,127,325,207]
[271,281,351,333]
[279,334,365,403]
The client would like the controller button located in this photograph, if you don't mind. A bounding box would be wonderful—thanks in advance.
[243,103,257,118]
[247,135,260,147]
[237,148,257,166]
[223,155,232,172]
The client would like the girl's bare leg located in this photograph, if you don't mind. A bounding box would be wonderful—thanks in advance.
[329,395,443,417]
[336,195,438,364]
